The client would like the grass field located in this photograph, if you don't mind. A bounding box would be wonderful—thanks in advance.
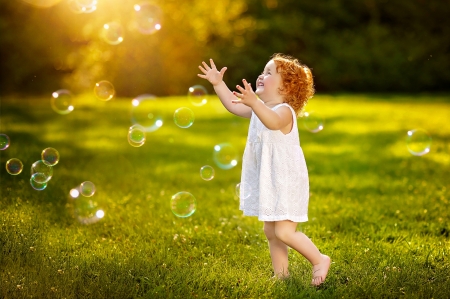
[1,93,449,298]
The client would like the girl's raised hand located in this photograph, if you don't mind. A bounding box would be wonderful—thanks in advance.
[232,79,258,107]
[197,59,227,86]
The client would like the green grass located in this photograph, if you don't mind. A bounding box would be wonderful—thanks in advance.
[1,93,449,298]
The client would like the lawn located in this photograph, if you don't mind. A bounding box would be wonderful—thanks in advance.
[0,93,449,298]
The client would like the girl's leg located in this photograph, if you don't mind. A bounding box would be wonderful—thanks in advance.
[274,220,331,286]
[263,221,289,278]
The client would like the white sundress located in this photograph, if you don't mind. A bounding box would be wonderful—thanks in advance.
[239,103,309,222]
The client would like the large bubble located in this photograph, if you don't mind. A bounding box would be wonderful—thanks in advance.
[174,107,195,128]
[235,182,251,200]
[200,165,215,181]
[133,2,162,34]
[94,80,115,101]
[301,111,324,133]
[128,124,146,147]
[31,160,53,183]
[0,134,10,150]
[406,129,431,156]
[170,191,197,218]
[41,147,60,166]
[101,22,124,45]
[6,158,23,175]
[131,94,164,132]
[188,85,208,107]
[30,174,47,191]
[51,90,74,115]
[213,143,238,170]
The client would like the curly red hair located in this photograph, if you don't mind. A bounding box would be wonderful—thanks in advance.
[271,53,314,114]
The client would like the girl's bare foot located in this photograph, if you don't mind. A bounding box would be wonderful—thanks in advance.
[311,254,331,286]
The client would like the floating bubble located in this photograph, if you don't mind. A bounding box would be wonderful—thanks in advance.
[170,191,197,218]
[31,160,53,183]
[131,94,164,132]
[200,165,215,181]
[406,129,431,156]
[213,143,238,170]
[94,80,115,101]
[6,158,23,175]
[188,85,208,107]
[51,90,74,115]
[236,182,251,200]
[174,107,195,128]
[101,22,124,45]
[0,134,10,150]
[41,147,60,166]
[134,2,162,34]
[30,174,47,191]
[301,111,324,133]
[128,124,146,147]
[80,181,96,197]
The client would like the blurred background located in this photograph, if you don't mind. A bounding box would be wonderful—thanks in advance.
[0,0,449,97]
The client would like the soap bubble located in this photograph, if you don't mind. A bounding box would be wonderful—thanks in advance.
[94,80,115,101]
[174,107,195,128]
[31,160,53,183]
[30,174,47,191]
[133,2,162,34]
[101,22,124,45]
[131,94,164,132]
[80,181,96,197]
[406,129,431,156]
[6,158,23,175]
[200,165,215,181]
[128,124,146,147]
[170,191,197,218]
[301,111,324,133]
[41,147,60,166]
[188,85,208,107]
[213,143,238,170]
[51,90,74,115]
[236,182,251,200]
[0,134,10,150]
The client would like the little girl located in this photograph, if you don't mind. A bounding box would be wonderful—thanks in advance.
[198,54,330,286]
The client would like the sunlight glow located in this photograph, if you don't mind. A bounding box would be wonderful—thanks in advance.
[70,188,80,198]
[96,210,105,218]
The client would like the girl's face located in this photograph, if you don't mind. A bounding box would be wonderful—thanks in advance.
[255,59,282,100]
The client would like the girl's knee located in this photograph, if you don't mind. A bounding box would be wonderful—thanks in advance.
[274,226,291,243]
[263,222,276,240]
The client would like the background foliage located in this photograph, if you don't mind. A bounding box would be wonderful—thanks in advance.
[0,0,449,97]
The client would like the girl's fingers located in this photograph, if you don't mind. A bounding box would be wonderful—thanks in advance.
[236,85,245,92]
[202,61,211,70]
[210,59,216,69]
[219,67,227,76]
[197,74,207,79]
[198,66,207,74]
[233,91,243,98]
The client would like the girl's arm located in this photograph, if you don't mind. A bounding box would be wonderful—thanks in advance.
[198,59,252,118]
[233,79,292,131]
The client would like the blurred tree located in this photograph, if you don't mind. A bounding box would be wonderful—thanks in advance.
[0,0,448,96]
